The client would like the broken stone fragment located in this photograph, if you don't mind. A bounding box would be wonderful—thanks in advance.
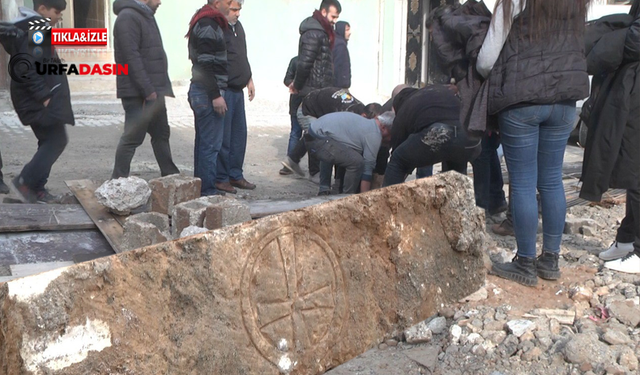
[404,321,433,344]
[95,176,151,215]
[506,320,536,337]
[179,225,209,238]
[149,174,202,216]
[0,172,485,375]
[122,212,170,251]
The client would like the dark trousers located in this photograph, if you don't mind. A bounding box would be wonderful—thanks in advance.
[472,132,507,212]
[217,89,247,182]
[189,83,225,195]
[383,123,476,187]
[289,136,320,176]
[616,189,640,254]
[307,137,363,194]
[112,96,179,179]
[0,148,3,180]
[19,123,68,191]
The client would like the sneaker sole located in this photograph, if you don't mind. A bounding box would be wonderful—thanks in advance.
[281,160,305,177]
[491,265,538,286]
[537,269,561,280]
[8,178,29,203]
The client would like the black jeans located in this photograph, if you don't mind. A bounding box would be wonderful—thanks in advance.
[112,96,179,179]
[289,136,320,176]
[383,123,479,187]
[307,137,363,194]
[472,132,507,212]
[19,122,68,191]
[616,189,640,254]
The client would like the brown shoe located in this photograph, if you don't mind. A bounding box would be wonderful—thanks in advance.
[492,218,515,237]
[230,178,256,190]
[215,181,237,194]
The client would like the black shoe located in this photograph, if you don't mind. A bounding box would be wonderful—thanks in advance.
[279,167,293,176]
[492,255,538,286]
[0,179,9,194]
[536,251,561,280]
[36,189,59,204]
[317,191,331,196]
[491,218,514,236]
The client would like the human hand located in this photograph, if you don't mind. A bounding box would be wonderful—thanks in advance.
[212,96,227,115]
[247,79,255,101]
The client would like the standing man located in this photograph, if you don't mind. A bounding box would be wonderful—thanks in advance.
[332,21,351,89]
[111,0,180,179]
[216,0,256,194]
[0,0,73,203]
[186,0,232,196]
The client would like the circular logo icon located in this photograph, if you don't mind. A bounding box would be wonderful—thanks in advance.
[32,31,44,45]
[8,53,34,83]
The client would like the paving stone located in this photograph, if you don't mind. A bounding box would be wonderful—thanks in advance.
[203,198,251,230]
[123,212,170,251]
[0,173,485,375]
[149,175,201,216]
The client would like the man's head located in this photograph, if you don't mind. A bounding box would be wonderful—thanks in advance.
[34,0,66,26]
[139,0,162,12]
[319,0,341,25]
[227,0,243,25]
[364,103,382,119]
[210,0,233,15]
[376,111,395,143]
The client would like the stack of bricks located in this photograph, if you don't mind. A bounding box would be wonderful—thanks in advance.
[171,196,252,238]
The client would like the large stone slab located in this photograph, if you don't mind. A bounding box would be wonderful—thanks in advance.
[0,172,486,375]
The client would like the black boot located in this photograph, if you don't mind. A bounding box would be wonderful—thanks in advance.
[536,251,561,280]
[492,255,538,286]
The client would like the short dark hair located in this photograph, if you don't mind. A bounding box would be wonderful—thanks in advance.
[364,103,382,119]
[347,102,365,116]
[34,0,66,11]
[319,0,342,13]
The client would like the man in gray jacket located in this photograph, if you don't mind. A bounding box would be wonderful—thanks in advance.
[111,0,179,179]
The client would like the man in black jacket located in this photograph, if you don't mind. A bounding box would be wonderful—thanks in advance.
[187,0,232,196]
[288,0,341,97]
[216,0,256,194]
[111,0,179,180]
[280,56,303,176]
[0,0,73,203]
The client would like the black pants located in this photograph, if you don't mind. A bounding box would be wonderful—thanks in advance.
[472,132,507,212]
[19,123,68,191]
[383,123,479,187]
[289,136,320,176]
[112,96,179,179]
[0,148,3,181]
[616,189,640,254]
[307,137,364,194]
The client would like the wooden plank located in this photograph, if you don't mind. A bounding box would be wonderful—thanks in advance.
[248,195,349,219]
[65,180,126,253]
[0,204,96,233]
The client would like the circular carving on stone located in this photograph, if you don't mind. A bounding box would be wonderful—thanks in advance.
[240,227,347,372]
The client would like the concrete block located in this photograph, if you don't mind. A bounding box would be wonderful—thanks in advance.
[149,175,201,216]
[203,199,251,230]
[123,212,170,251]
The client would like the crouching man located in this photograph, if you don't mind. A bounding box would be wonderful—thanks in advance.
[383,85,480,187]
[306,111,394,195]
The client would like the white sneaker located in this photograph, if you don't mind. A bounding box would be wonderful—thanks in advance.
[605,253,640,274]
[598,241,634,261]
[308,173,320,185]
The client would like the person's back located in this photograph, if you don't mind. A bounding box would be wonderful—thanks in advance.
[302,87,363,118]
[311,112,380,154]
[480,0,590,287]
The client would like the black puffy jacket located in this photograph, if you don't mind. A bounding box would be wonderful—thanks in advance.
[293,16,334,96]
[580,7,640,202]
[0,10,74,127]
[487,2,589,114]
[113,0,173,99]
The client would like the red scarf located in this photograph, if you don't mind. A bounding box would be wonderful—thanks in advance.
[312,10,335,49]
[185,5,228,38]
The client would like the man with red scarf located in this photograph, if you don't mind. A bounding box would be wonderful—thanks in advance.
[284,0,341,182]
[186,0,232,196]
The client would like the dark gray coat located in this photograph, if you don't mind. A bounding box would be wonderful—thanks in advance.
[113,0,173,99]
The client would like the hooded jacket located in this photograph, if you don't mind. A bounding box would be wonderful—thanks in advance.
[580,3,640,202]
[293,14,334,96]
[113,0,173,99]
[332,21,351,88]
[0,7,74,127]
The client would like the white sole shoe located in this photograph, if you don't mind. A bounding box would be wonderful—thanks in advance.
[281,157,305,177]
[599,241,634,261]
[605,253,640,274]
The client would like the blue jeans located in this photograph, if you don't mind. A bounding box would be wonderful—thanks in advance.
[287,114,302,157]
[499,102,576,258]
[189,83,225,195]
[217,89,247,182]
[471,132,506,212]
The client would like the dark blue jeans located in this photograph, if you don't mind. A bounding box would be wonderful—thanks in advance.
[471,132,506,212]
[499,102,576,258]
[20,122,68,191]
[189,83,225,196]
[217,89,247,182]
[287,114,302,157]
